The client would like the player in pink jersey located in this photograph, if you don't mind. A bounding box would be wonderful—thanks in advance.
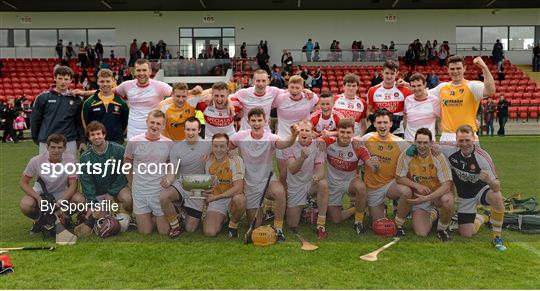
[229,107,298,242]
[366,60,412,136]
[273,76,319,189]
[403,73,440,141]
[20,133,85,232]
[332,74,368,135]
[197,82,237,140]
[310,91,345,138]
[230,69,316,132]
[283,120,329,240]
[322,119,372,236]
[124,110,173,234]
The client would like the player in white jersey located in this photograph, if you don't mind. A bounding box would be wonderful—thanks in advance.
[274,75,319,189]
[310,91,345,138]
[230,69,315,132]
[366,60,412,136]
[403,73,440,141]
[322,119,371,236]
[332,74,368,135]
[159,117,212,238]
[229,107,298,242]
[124,110,173,234]
[20,133,85,231]
[198,82,237,140]
[283,120,329,239]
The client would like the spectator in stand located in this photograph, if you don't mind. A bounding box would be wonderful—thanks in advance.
[283,52,293,73]
[95,39,104,61]
[129,39,138,66]
[281,70,291,87]
[223,48,230,59]
[313,42,320,62]
[156,40,167,59]
[497,95,511,136]
[240,42,247,58]
[65,41,74,59]
[389,41,395,51]
[198,49,207,59]
[300,67,313,88]
[86,44,97,68]
[370,71,383,87]
[55,39,63,60]
[281,50,288,68]
[270,65,285,89]
[176,51,184,59]
[492,39,504,68]
[532,43,540,72]
[140,42,149,59]
[432,40,439,60]
[405,45,416,67]
[256,47,271,75]
[330,40,337,60]
[483,99,496,137]
[110,50,115,60]
[304,38,314,62]
[437,44,448,67]
[263,40,269,54]
[426,70,439,89]
[425,40,433,60]
[258,40,264,52]
[164,50,173,59]
[417,45,427,66]
[78,41,89,68]
[335,41,342,61]
[497,64,505,81]
[313,67,323,89]
[148,41,156,59]
[352,41,359,62]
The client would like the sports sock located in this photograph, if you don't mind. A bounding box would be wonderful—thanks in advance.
[317,215,326,230]
[437,221,449,231]
[228,221,238,229]
[395,216,405,227]
[490,209,504,238]
[343,207,356,217]
[430,209,439,223]
[166,214,179,229]
[474,214,489,232]
[264,199,273,212]
[354,211,364,224]
[274,219,284,231]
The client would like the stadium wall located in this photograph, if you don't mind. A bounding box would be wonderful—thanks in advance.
[0,9,538,64]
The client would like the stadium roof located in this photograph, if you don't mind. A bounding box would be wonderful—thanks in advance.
[0,0,538,12]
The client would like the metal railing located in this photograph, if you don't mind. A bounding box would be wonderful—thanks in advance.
[0,45,127,59]
[155,59,233,77]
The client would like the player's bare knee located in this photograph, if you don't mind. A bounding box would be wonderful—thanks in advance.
[203,227,219,237]
[232,195,246,210]
[414,228,429,237]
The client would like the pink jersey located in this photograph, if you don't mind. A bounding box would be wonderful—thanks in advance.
[23,152,77,195]
[283,140,325,193]
[273,92,319,138]
[115,79,173,140]
[323,137,370,187]
[403,94,440,141]
[367,84,412,115]
[230,86,284,131]
[197,102,236,140]
[230,129,278,187]
[310,110,344,133]
[124,133,173,196]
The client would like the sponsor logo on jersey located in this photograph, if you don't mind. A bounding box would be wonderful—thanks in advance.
[205,116,235,127]
[442,99,464,107]
[327,155,357,172]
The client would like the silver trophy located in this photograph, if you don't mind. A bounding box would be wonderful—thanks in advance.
[181,174,215,199]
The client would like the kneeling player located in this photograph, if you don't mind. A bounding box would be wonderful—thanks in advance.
[396,128,454,241]
[323,119,370,235]
[284,120,329,239]
[19,133,85,231]
[77,121,132,234]
[441,125,507,250]
[229,107,298,241]
[124,110,173,234]
[203,133,246,238]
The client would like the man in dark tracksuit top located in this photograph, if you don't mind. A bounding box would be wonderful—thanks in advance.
[81,68,129,145]
[31,66,84,156]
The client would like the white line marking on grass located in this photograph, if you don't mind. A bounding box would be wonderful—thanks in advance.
[514,242,540,257]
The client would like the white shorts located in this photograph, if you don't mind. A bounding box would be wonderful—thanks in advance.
[171,180,204,212]
[440,132,479,143]
[39,141,77,157]
[288,183,316,208]
[245,174,278,210]
[412,200,433,212]
[458,185,490,214]
[133,193,163,216]
[207,197,232,215]
[328,181,349,207]
[367,179,396,207]
[276,149,284,160]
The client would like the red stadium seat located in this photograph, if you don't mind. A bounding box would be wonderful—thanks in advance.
[520,99,531,106]
[528,107,538,120]
[508,106,518,120]
[518,107,528,119]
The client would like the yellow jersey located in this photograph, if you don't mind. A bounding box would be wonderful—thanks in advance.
[396,152,452,192]
[361,132,409,189]
[430,80,484,133]
[206,155,245,196]
[159,96,202,141]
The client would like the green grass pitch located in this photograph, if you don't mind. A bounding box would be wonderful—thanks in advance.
[1,137,539,289]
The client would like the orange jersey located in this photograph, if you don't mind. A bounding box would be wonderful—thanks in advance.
[205,155,245,196]
[159,96,203,141]
[361,132,409,189]
[396,152,452,192]
[430,80,484,133]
